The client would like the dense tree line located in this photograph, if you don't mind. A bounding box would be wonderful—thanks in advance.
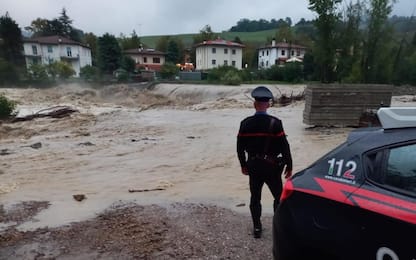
[1,4,416,86]
[229,18,293,32]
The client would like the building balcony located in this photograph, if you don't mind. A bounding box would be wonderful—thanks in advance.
[60,54,80,60]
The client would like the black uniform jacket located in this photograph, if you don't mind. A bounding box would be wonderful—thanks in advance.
[237,113,292,171]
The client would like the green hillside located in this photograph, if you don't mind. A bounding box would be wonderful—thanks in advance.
[140,29,279,49]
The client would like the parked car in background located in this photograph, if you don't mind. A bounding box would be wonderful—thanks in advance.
[273,107,416,260]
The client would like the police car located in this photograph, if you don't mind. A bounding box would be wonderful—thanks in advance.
[273,107,416,260]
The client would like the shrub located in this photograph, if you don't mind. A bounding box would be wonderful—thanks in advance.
[0,94,16,119]
[266,65,284,81]
[0,58,19,85]
[282,62,303,83]
[80,65,100,82]
[160,62,179,80]
[221,70,242,85]
[55,61,75,79]
[207,66,239,83]
[26,63,49,83]
[240,68,253,82]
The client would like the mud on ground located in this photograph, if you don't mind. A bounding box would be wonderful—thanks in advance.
[0,201,273,260]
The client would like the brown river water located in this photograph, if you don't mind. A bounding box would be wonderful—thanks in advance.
[1,83,412,232]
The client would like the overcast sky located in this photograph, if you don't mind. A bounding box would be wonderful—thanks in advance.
[2,0,415,37]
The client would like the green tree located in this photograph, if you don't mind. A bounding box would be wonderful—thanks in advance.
[155,36,170,53]
[275,23,294,43]
[26,63,49,83]
[97,33,122,74]
[193,25,217,44]
[47,61,75,80]
[221,69,242,85]
[119,30,141,50]
[337,1,365,82]
[166,40,180,64]
[191,25,217,65]
[120,56,136,73]
[156,37,184,64]
[242,43,257,69]
[0,93,16,119]
[233,36,242,44]
[308,0,342,83]
[82,32,98,65]
[0,12,23,66]
[160,62,179,80]
[361,0,396,83]
[80,65,100,82]
[56,61,75,79]
[25,8,82,41]
[58,8,72,37]
[0,58,19,85]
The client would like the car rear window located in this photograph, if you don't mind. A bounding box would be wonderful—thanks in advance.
[386,144,416,194]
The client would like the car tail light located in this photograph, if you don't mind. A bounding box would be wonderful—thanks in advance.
[280,179,294,202]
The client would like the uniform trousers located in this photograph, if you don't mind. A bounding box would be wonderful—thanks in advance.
[248,161,283,229]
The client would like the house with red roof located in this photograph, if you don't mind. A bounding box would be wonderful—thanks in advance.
[23,35,92,77]
[258,39,307,69]
[194,38,245,70]
[124,48,166,71]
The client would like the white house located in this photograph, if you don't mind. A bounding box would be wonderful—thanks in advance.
[23,35,92,77]
[258,39,307,69]
[195,38,244,70]
[124,48,165,71]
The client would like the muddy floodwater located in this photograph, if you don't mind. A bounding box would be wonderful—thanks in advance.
[1,83,415,259]
[0,83,352,230]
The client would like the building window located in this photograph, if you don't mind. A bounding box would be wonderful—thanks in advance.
[224,49,228,54]
[291,50,295,56]
[266,61,269,66]
[212,48,216,54]
[262,51,264,56]
[266,50,269,56]
[224,60,228,66]
[212,59,216,65]
[66,47,72,57]
[281,50,286,56]
[232,49,236,55]
[47,45,53,53]
[297,50,301,56]
[144,57,147,63]
[32,45,37,55]
[261,61,264,67]
[232,60,236,66]
[153,57,160,63]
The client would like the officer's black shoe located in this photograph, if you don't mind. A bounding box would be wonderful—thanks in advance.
[253,228,262,238]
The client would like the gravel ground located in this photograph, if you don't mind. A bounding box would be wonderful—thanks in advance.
[0,201,274,260]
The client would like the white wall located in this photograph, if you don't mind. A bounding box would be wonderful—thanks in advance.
[23,42,92,77]
[196,45,243,70]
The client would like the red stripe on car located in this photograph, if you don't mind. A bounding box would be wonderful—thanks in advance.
[293,178,416,224]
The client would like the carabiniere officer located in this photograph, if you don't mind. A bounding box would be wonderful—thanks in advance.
[237,86,293,238]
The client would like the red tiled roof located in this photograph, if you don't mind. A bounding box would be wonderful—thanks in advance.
[194,38,245,48]
[124,48,165,55]
[23,35,90,48]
